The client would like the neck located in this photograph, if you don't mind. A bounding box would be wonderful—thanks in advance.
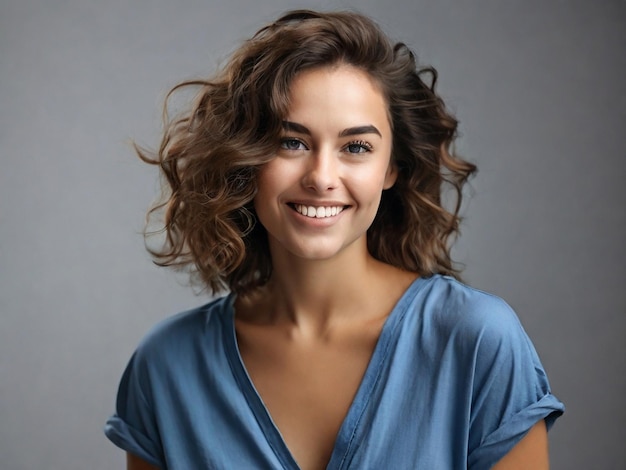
[255,239,405,334]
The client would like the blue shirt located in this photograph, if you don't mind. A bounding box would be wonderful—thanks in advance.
[105,275,564,469]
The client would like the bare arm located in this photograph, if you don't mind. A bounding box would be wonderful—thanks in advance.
[491,420,549,470]
[126,453,160,470]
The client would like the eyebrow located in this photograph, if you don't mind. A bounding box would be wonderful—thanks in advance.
[281,121,382,138]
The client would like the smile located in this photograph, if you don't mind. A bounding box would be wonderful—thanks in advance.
[291,204,346,218]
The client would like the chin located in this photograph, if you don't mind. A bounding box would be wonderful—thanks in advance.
[287,245,344,261]
[266,228,368,263]
[280,237,365,262]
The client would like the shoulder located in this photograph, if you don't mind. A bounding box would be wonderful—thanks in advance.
[416,275,520,330]
[404,275,532,357]
[417,277,549,389]
[398,276,563,468]
[132,294,233,366]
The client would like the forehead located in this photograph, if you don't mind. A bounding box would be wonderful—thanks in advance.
[285,65,391,130]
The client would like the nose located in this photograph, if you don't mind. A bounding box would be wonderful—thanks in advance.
[301,148,339,192]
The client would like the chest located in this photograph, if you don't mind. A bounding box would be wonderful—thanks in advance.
[235,323,383,470]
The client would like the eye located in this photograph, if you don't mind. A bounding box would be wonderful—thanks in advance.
[280,138,308,151]
[345,140,372,154]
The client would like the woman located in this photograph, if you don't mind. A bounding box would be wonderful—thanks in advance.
[105,10,564,469]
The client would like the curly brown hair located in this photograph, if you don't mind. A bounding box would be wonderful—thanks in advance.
[138,9,476,295]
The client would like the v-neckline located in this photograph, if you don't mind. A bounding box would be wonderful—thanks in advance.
[223,276,427,469]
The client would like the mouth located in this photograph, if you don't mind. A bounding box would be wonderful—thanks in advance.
[288,203,348,219]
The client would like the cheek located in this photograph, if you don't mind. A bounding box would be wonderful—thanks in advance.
[352,163,395,196]
[256,159,303,197]
[255,163,280,198]
[383,162,398,189]
[254,162,290,216]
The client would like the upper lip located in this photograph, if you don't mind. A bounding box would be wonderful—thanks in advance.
[288,200,349,207]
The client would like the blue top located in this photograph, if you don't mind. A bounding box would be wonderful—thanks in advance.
[105,275,564,469]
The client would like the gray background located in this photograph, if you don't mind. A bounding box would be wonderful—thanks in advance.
[1,0,624,468]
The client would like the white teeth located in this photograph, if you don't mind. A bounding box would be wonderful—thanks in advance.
[294,204,344,218]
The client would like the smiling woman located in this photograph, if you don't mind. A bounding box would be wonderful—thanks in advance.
[254,65,396,263]
[104,9,564,470]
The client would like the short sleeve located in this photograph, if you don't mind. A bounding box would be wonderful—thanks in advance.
[465,298,564,469]
[104,351,164,468]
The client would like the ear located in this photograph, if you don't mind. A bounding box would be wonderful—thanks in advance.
[383,162,398,189]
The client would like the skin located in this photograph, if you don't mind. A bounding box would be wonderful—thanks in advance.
[492,420,549,469]
[127,65,551,469]
[127,453,158,470]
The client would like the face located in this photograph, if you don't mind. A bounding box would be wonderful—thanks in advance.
[254,65,397,263]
